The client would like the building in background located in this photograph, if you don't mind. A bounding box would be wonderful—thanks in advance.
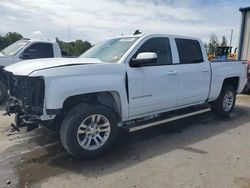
[238,7,250,60]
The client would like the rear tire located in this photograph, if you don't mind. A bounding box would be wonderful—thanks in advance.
[242,84,250,94]
[211,85,236,116]
[0,80,7,105]
[60,103,118,159]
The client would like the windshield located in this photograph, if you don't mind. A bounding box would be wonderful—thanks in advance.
[80,37,139,63]
[1,40,29,56]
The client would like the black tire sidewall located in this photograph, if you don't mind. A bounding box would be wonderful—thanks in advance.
[212,85,236,116]
[243,84,250,94]
[60,103,118,159]
[0,80,7,104]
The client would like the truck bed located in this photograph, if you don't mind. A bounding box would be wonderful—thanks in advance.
[208,60,247,102]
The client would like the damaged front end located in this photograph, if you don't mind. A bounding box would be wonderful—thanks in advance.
[4,72,54,132]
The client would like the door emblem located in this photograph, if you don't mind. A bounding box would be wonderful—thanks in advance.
[132,94,152,100]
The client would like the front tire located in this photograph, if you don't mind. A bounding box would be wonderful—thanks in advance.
[0,80,7,105]
[211,85,236,116]
[60,103,118,159]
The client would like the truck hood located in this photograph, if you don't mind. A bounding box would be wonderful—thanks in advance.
[4,58,105,76]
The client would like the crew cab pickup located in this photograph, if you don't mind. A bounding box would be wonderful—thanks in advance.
[3,34,248,159]
[0,38,62,104]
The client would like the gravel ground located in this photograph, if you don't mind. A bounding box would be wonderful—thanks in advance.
[0,95,250,188]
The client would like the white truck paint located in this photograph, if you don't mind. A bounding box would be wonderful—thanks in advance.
[3,34,248,158]
[0,39,62,67]
[5,34,247,119]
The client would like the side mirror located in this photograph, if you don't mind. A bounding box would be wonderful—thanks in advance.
[20,52,31,59]
[20,49,38,59]
[130,52,157,67]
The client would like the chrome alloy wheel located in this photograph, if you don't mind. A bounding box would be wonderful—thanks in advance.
[223,91,234,112]
[77,114,111,150]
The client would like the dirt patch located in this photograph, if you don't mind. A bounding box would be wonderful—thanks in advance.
[234,177,250,188]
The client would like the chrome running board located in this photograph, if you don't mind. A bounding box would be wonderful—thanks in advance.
[129,108,210,132]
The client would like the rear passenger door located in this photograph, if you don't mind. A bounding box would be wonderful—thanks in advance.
[127,37,179,118]
[175,38,210,106]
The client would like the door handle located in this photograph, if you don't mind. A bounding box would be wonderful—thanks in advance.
[167,71,177,75]
[201,68,209,72]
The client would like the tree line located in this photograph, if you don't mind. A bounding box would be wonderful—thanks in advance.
[55,38,91,57]
[204,34,228,55]
[0,32,92,56]
[0,32,23,51]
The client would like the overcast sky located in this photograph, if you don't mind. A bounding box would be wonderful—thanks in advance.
[0,0,249,47]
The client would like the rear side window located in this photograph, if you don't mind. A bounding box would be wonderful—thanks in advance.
[175,39,203,64]
[134,37,172,65]
[23,43,54,59]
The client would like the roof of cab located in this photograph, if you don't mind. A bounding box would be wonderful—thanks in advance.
[20,38,57,44]
[115,33,201,41]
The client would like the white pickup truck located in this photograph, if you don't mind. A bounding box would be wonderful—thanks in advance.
[4,34,248,159]
[0,38,62,103]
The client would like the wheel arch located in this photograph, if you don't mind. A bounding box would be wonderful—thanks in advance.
[62,91,122,122]
[222,76,239,91]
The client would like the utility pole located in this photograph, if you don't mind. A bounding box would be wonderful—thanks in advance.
[229,29,233,46]
[68,23,71,42]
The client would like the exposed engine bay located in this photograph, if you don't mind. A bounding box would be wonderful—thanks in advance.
[4,72,47,132]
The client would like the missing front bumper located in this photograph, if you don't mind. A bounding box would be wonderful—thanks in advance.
[4,98,56,132]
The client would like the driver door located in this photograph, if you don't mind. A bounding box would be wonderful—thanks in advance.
[126,37,179,118]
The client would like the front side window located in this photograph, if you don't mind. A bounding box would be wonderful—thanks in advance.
[175,38,203,64]
[133,37,172,66]
[21,43,54,59]
[80,37,139,63]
